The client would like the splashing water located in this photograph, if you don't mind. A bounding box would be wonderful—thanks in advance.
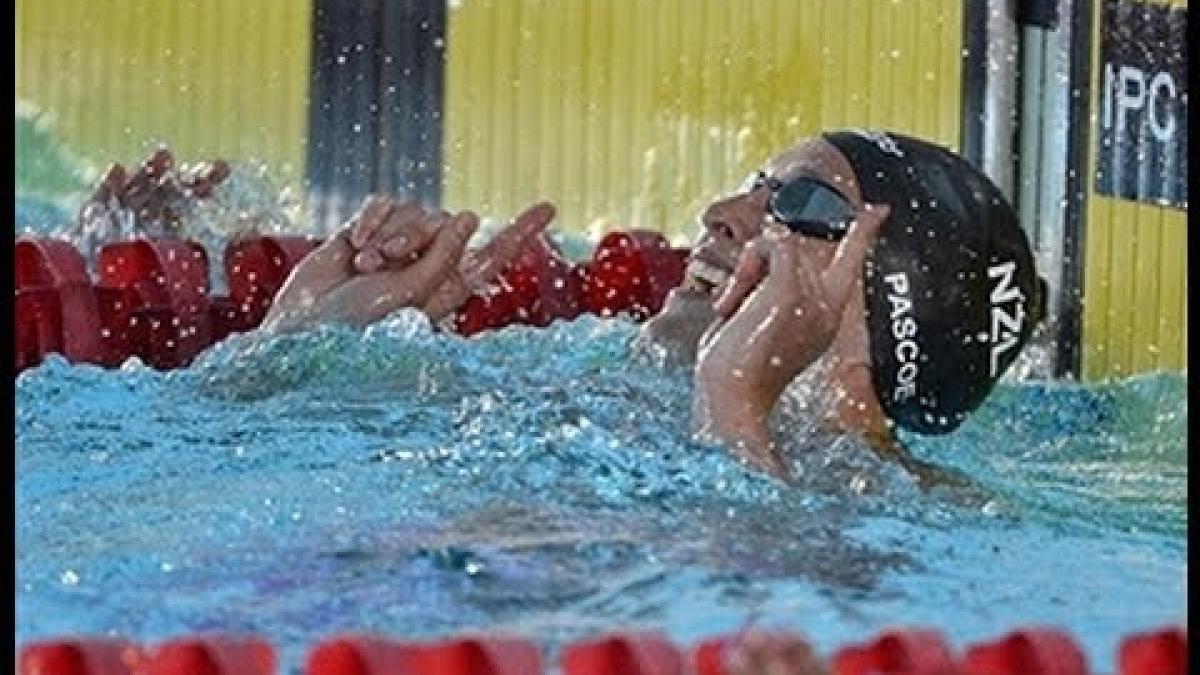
[16,312,1186,673]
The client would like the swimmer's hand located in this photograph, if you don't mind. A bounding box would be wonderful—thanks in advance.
[692,204,890,480]
[260,196,556,334]
[347,197,557,320]
[76,147,230,239]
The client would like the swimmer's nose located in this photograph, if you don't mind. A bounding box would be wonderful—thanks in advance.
[701,194,763,245]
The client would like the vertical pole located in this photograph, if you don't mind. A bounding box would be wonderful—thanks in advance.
[1056,0,1093,378]
[1015,0,1087,378]
[981,0,1021,201]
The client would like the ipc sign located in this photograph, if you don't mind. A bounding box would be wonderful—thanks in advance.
[1094,0,1188,209]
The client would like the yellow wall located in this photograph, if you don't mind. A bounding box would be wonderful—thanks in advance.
[1081,0,1188,379]
[443,0,964,242]
[15,0,312,188]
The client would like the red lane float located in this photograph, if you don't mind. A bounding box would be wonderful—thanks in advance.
[15,287,64,372]
[19,638,143,675]
[94,286,147,366]
[15,238,90,291]
[125,307,215,371]
[54,283,110,366]
[207,296,256,344]
[582,231,688,320]
[225,236,322,329]
[15,238,98,372]
[306,636,407,675]
[18,627,1188,675]
[97,238,216,369]
[15,230,693,372]
[142,636,276,675]
[98,239,211,317]
[306,635,540,675]
[454,235,585,336]
[14,284,117,370]
[831,629,958,675]
[961,628,1088,675]
[501,235,586,327]
[691,636,735,675]
[1118,628,1186,675]
[561,632,683,675]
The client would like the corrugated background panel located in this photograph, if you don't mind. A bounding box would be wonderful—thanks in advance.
[442,0,964,243]
[15,0,312,189]
[1081,0,1188,380]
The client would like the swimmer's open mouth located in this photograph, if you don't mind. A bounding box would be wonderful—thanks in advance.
[684,258,731,296]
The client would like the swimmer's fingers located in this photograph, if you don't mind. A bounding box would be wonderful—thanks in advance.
[463,202,556,287]
[345,195,401,271]
[126,148,174,194]
[420,274,472,323]
[713,225,803,319]
[324,213,476,327]
[403,211,479,298]
[122,148,178,222]
[95,163,128,204]
[354,203,439,273]
[79,164,129,226]
[179,159,231,198]
[820,203,890,312]
[347,195,404,248]
[368,221,434,271]
[712,238,770,319]
[269,227,359,305]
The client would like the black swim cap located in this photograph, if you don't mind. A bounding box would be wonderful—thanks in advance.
[821,130,1046,435]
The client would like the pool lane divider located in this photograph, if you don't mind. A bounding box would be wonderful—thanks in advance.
[13,231,688,374]
[16,626,1187,675]
[960,628,1087,675]
[560,632,683,675]
[306,635,541,675]
[17,636,274,675]
[1117,628,1188,675]
[831,629,959,675]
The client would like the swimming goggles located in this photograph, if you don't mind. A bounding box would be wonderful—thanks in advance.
[745,170,857,241]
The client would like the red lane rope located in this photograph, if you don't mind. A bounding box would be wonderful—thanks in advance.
[17,626,1187,675]
[13,232,686,374]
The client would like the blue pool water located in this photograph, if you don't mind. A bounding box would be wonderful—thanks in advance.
[16,310,1187,673]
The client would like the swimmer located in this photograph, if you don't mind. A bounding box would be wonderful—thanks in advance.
[75,147,230,253]
[260,130,1046,481]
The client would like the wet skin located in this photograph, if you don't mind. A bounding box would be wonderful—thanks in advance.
[256,138,906,481]
[637,138,896,476]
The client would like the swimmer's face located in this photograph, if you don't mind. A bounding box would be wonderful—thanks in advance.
[638,138,864,363]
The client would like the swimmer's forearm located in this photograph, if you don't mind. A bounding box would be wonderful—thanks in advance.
[259,288,323,335]
[693,365,792,480]
[716,423,791,479]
